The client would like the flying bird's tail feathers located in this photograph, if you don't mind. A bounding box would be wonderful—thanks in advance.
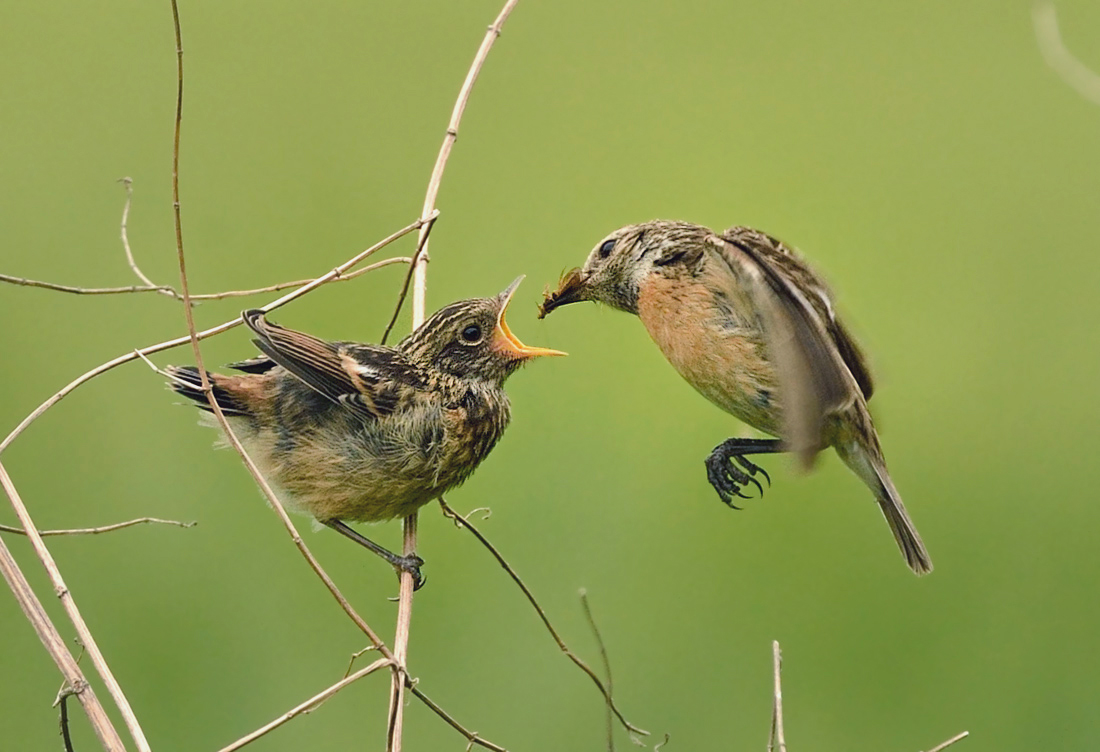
[869,460,933,575]
[839,440,933,576]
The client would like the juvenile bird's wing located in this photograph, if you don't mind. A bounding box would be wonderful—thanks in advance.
[241,309,425,419]
[707,228,868,467]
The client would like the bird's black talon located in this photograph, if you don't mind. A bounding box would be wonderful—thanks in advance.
[758,466,771,487]
[744,474,764,498]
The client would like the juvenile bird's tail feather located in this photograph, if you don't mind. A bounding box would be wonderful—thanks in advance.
[870,462,933,575]
[166,366,250,417]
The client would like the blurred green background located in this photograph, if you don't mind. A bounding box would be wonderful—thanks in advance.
[3,1,1099,749]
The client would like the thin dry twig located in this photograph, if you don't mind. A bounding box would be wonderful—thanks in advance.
[0,219,427,456]
[1,175,412,302]
[0,462,130,752]
[580,589,616,752]
[386,3,523,750]
[0,516,195,537]
[0,258,411,301]
[405,687,509,752]
[118,177,163,291]
[925,730,970,752]
[215,657,392,752]
[0,273,172,295]
[768,640,786,752]
[439,498,648,739]
[1033,2,1100,105]
[188,258,412,300]
[380,233,432,344]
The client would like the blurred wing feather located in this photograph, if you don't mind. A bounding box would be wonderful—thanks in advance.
[712,229,858,467]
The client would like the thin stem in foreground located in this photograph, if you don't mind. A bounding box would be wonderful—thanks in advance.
[439,498,648,739]
[579,590,615,752]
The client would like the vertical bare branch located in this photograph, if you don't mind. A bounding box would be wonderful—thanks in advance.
[387,2,522,749]
[0,463,131,752]
[768,640,786,752]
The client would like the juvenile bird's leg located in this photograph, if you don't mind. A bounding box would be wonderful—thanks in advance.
[323,520,426,591]
[705,438,784,509]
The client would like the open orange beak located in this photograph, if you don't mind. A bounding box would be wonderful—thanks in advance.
[492,276,567,360]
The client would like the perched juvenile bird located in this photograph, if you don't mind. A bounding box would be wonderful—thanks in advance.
[539,221,932,575]
[168,277,563,588]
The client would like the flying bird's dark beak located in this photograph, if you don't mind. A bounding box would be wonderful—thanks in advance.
[537,268,589,319]
[493,276,567,359]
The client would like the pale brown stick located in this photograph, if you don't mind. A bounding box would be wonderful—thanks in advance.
[0,527,125,751]
[216,657,392,752]
[768,640,786,752]
[925,731,970,752]
[0,461,143,751]
[439,499,648,738]
[1033,3,1100,105]
[386,2,523,750]
[0,218,428,456]
[0,517,195,537]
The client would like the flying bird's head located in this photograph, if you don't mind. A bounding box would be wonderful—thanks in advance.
[538,220,710,317]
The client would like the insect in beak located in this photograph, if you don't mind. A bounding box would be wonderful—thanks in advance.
[537,268,589,319]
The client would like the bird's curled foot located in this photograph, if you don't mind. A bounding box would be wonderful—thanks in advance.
[705,438,779,508]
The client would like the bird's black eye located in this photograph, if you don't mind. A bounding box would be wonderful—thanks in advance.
[598,239,615,259]
[460,324,482,343]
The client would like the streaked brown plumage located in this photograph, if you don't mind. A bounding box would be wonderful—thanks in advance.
[539,220,932,575]
[168,277,563,587]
